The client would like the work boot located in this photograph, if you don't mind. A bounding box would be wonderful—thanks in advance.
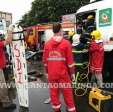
[66,108,76,112]
[66,111,76,112]
[44,98,51,104]
[54,109,61,112]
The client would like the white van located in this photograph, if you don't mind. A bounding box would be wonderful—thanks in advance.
[76,0,113,43]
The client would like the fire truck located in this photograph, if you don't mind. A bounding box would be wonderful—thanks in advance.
[24,21,75,51]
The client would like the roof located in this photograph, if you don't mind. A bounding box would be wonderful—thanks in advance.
[76,0,113,14]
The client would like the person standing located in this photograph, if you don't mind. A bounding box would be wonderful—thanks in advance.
[85,15,96,33]
[89,30,104,87]
[43,23,76,112]
[0,28,16,109]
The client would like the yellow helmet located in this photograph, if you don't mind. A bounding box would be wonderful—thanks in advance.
[87,15,94,20]
[68,31,75,37]
[91,30,102,40]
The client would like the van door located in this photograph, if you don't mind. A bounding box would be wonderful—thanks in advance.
[96,7,113,42]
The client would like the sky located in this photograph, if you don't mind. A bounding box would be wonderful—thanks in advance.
[0,0,34,23]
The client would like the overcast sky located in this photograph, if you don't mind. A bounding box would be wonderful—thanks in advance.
[0,0,34,23]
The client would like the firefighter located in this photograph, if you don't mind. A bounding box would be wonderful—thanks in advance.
[27,30,37,51]
[43,23,76,112]
[85,15,96,33]
[89,30,104,87]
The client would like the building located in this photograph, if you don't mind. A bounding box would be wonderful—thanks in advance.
[0,11,12,27]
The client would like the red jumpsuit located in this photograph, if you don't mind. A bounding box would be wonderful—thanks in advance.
[43,37,76,112]
[89,40,104,73]
[0,41,6,69]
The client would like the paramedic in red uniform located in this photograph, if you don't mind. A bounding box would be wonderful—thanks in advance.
[89,30,104,87]
[0,29,16,109]
[43,23,76,112]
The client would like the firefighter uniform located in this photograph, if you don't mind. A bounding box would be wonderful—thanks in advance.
[43,37,76,112]
[89,30,104,87]
[89,40,104,73]
[0,41,12,106]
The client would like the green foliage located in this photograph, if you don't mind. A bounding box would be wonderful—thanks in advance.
[19,0,90,27]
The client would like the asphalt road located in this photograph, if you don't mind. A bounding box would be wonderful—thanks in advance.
[21,77,97,112]
[1,61,113,112]
[0,80,113,112]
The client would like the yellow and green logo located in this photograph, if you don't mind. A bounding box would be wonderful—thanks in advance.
[99,8,112,27]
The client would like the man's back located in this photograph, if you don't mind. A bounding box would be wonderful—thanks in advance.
[44,38,72,80]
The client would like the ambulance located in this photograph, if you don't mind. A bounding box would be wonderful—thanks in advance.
[75,1,113,111]
[75,0,113,43]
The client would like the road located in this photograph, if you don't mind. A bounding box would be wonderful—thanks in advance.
[0,61,113,112]
[1,78,113,112]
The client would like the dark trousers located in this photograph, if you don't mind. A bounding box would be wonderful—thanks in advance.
[103,51,113,82]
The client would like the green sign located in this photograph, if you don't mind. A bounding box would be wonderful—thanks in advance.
[99,8,112,27]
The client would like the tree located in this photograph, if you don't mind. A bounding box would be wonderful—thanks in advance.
[19,0,90,27]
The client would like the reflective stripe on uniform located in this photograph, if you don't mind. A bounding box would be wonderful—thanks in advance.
[68,107,76,111]
[68,63,75,68]
[72,50,88,54]
[52,104,61,109]
[44,64,47,66]
[47,57,66,61]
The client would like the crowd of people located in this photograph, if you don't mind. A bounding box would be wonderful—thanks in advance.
[42,18,113,111]
[0,15,113,112]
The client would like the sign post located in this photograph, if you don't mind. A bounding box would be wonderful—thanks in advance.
[10,24,29,112]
